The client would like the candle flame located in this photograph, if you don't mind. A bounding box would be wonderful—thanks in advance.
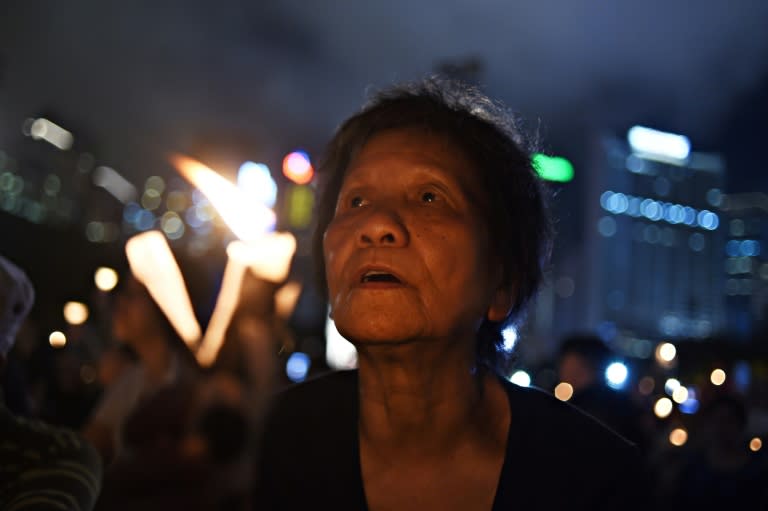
[125,231,202,352]
[196,232,297,367]
[170,153,276,241]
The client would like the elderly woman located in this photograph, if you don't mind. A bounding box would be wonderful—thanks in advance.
[255,79,645,510]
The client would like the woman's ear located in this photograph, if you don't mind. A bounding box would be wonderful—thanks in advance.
[487,287,514,323]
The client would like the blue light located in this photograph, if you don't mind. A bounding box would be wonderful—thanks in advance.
[123,202,141,223]
[641,199,663,221]
[286,352,311,383]
[598,192,714,231]
[238,161,277,208]
[679,397,700,414]
[734,361,751,393]
[605,361,629,389]
[683,207,696,226]
[697,210,719,231]
[509,370,531,387]
[741,240,760,257]
[135,209,155,231]
[627,125,691,162]
[726,240,741,257]
[665,204,684,224]
[501,325,518,352]
[600,191,614,210]
[606,192,629,214]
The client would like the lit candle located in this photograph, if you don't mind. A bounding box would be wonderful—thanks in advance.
[125,230,202,352]
[170,154,297,367]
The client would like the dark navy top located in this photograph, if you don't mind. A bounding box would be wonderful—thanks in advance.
[254,370,647,510]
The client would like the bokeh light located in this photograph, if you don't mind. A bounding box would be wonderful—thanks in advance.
[605,361,629,389]
[63,301,89,325]
[286,352,311,383]
[325,313,357,370]
[710,368,727,386]
[664,378,681,396]
[749,437,762,452]
[554,382,574,401]
[238,162,277,208]
[669,428,688,446]
[672,386,689,404]
[656,342,677,364]
[49,331,67,348]
[654,397,673,419]
[282,151,314,185]
[509,370,531,387]
[145,175,165,194]
[94,267,119,291]
[502,325,518,352]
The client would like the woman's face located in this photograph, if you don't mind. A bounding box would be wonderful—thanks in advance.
[323,128,511,347]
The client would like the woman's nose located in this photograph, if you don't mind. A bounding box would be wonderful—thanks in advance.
[357,206,409,247]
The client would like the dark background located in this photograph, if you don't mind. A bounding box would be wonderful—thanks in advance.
[1,0,767,344]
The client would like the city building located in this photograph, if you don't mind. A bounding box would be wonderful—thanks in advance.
[719,192,768,337]
[543,127,728,358]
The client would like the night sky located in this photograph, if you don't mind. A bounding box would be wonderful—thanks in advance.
[1,0,767,330]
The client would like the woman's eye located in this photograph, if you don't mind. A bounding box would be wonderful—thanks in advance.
[350,196,364,208]
[421,191,437,203]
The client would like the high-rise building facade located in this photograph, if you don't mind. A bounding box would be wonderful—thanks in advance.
[579,131,726,347]
[719,192,768,337]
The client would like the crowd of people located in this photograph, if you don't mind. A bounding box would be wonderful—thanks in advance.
[2,78,767,509]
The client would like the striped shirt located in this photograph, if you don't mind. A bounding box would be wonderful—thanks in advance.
[0,404,102,510]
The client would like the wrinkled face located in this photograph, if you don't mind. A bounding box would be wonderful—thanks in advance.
[323,128,511,347]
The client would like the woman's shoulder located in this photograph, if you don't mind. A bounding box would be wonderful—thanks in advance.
[495,381,649,509]
[260,370,359,442]
[501,379,638,459]
[266,370,358,419]
[254,370,364,508]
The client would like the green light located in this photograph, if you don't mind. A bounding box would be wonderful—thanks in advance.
[532,153,574,182]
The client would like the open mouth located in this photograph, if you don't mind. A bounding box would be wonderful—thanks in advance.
[360,270,402,284]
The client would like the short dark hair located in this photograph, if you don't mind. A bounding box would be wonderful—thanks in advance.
[312,77,553,372]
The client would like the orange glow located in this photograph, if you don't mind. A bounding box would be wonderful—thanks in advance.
[63,301,89,325]
[710,368,726,386]
[125,231,201,352]
[554,382,574,401]
[49,331,66,348]
[196,256,247,368]
[275,281,302,319]
[669,428,688,446]
[656,342,676,364]
[282,151,314,184]
[749,437,762,452]
[196,233,297,367]
[94,267,119,291]
[226,233,297,283]
[170,154,275,241]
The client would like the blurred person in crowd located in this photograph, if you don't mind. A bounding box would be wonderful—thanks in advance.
[0,254,102,510]
[254,78,648,510]
[96,342,138,388]
[672,393,768,508]
[214,269,295,423]
[95,382,251,510]
[556,333,648,449]
[83,272,199,463]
